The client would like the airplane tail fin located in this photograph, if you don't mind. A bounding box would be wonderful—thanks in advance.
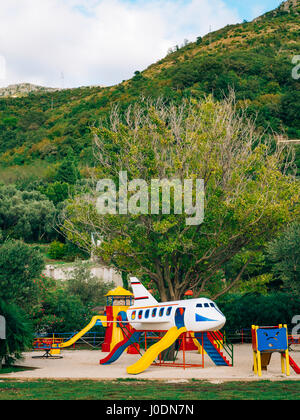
[130,277,158,306]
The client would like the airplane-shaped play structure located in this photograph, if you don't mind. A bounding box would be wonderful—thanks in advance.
[99,277,228,374]
[42,277,231,373]
[34,277,300,376]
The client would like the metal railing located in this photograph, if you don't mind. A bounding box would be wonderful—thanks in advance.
[33,331,105,350]
[210,330,234,366]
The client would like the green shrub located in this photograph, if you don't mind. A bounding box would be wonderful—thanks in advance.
[65,262,114,307]
[31,288,92,334]
[217,293,300,332]
[0,300,33,367]
[47,241,67,260]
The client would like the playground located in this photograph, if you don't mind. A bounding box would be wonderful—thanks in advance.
[1,343,299,382]
[2,284,299,384]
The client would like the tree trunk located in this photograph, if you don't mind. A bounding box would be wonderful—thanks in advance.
[161,342,177,362]
[121,272,129,289]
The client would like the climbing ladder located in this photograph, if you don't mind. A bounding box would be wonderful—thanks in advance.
[195,331,233,366]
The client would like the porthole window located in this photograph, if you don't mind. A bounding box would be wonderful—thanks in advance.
[166,307,172,316]
[145,309,150,319]
[138,310,143,320]
[159,308,165,317]
[131,311,136,320]
[152,308,157,317]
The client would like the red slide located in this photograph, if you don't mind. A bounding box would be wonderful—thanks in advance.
[100,329,142,365]
[289,356,300,374]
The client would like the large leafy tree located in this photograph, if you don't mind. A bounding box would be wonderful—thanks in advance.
[0,185,56,242]
[267,222,300,294]
[61,97,299,301]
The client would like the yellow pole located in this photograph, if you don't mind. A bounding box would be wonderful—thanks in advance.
[252,326,257,375]
[285,350,290,376]
[253,351,258,375]
[253,326,262,376]
[257,350,262,377]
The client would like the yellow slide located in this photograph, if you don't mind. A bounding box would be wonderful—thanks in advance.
[191,332,202,354]
[127,327,187,375]
[50,316,106,355]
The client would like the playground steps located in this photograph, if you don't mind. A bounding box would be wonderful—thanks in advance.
[202,332,232,367]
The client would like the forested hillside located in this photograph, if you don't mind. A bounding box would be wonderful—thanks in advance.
[0,0,299,172]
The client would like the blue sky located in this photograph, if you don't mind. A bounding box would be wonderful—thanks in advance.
[0,0,284,88]
[222,0,281,20]
[73,0,282,22]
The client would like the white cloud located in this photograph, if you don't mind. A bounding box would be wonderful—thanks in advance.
[0,0,240,88]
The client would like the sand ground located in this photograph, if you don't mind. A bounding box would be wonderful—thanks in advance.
[1,344,300,382]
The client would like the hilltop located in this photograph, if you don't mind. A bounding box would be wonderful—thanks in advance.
[0,83,60,98]
[0,0,299,172]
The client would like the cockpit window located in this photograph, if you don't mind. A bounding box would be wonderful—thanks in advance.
[196,304,203,308]
[210,303,215,308]
[204,303,209,308]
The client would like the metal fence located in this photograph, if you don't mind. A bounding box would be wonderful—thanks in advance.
[34,331,106,350]
[224,329,253,344]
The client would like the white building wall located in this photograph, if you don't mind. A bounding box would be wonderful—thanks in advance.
[43,263,123,287]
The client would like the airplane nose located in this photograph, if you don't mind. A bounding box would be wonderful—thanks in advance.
[218,316,226,329]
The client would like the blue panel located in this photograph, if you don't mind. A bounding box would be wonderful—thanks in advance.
[256,328,288,352]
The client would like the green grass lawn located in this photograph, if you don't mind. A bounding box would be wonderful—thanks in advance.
[0,379,299,400]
